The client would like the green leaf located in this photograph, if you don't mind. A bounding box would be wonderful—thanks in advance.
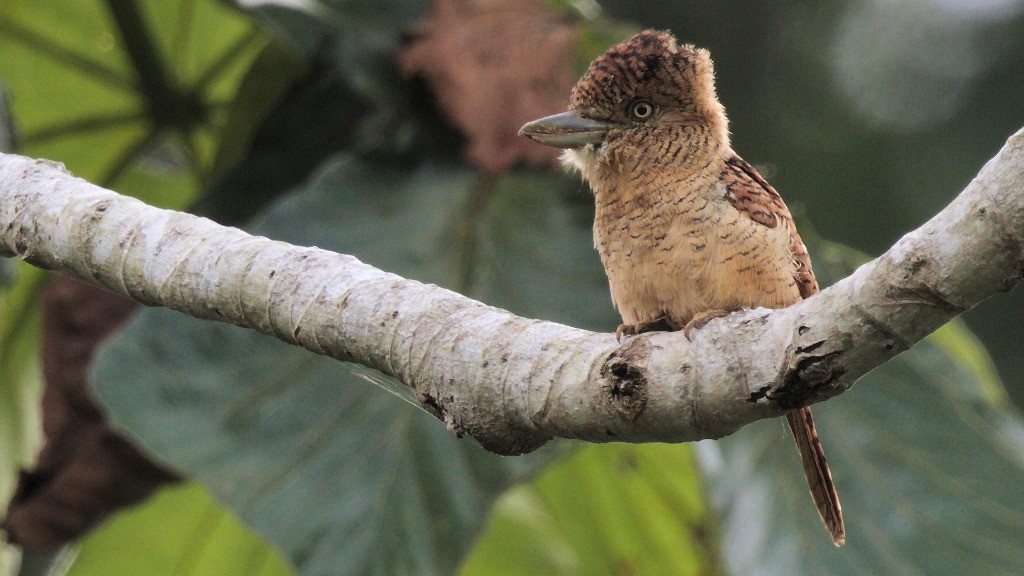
[0,0,263,202]
[463,443,722,576]
[66,483,295,576]
[701,241,1024,575]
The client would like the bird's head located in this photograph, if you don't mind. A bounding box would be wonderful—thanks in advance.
[520,30,729,184]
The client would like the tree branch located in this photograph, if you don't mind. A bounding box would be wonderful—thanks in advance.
[2,128,1023,455]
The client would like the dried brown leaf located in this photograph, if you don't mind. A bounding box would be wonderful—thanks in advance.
[2,275,178,550]
[399,0,578,173]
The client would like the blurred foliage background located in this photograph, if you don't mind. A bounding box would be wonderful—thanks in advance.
[2,0,1024,575]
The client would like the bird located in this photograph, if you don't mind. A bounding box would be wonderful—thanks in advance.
[519,29,844,546]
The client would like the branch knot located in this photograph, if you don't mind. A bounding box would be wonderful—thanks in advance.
[600,339,650,421]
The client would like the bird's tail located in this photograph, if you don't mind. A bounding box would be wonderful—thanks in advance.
[785,406,845,546]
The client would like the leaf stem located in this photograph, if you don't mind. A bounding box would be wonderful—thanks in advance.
[21,109,147,146]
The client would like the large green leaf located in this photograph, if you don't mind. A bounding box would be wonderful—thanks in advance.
[701,239,1024,575]
[0,0,263,202]
[92,157,623,575]
[66,482,295,576]
[463,443,721,576]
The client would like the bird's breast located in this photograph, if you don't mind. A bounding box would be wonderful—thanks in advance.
[593,179,799,326]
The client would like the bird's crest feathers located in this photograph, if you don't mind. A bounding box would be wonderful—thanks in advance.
[569,30,722,125]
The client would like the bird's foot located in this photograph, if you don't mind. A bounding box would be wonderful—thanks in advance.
[616,316,676,343]
[682,309,731,341]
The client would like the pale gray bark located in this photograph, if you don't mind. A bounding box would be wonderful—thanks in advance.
[1,128,1022,455]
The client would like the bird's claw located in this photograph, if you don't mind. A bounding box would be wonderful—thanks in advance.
[615,316,676,343]
[682,309,731,341]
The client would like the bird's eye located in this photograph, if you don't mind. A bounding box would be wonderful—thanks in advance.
[629,100,655,120]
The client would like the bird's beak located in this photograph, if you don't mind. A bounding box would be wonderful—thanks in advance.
[518,111,613,148]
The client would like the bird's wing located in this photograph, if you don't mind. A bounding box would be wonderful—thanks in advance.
[721,156,819,299]
[723,157,843,545]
